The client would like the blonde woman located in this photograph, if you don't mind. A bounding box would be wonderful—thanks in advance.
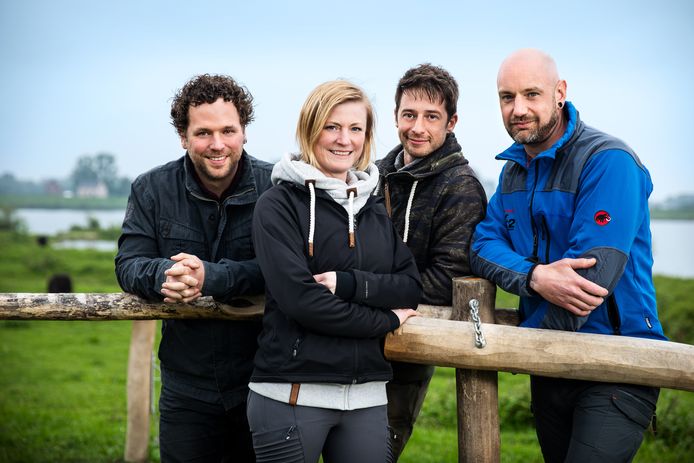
[248,80,422,462]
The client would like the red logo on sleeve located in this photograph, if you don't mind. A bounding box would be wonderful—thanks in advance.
[594,210,611,226]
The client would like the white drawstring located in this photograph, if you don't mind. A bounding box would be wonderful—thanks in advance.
[307,181,316,256]
[306,182,357,255]
[347,188,356,248]
[403,180,418,243]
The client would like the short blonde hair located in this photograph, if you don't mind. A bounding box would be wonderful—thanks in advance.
[296,80,375,172]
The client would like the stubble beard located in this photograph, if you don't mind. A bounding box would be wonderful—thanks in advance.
[401,135,446,161]
[192,151,240,189]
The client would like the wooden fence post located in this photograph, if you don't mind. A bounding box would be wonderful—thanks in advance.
[124,320,157,463]
[452,277,500,463]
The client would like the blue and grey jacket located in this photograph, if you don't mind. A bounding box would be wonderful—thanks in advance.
[471,102,666,340]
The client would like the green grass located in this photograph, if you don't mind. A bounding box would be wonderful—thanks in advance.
[0,321,136,462]
[653,275,694,344]
[399,369,694,463]
[0,231,119,293]
[0,230,692,461]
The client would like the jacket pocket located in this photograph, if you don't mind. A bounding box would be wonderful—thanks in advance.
[159,218,207,258]
[223,234,254,260]
[223,211,254,260]
[611,388,655,429]
[283,333,353,375]
[290,337,302,361]
[252,425,303,463]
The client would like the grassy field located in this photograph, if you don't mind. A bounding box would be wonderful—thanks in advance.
[0,230,692,462]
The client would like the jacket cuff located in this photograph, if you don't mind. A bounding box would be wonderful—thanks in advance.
[155,259,175,296]
[201,261,224,298]
[525,262,540,297]
[386,310,401,331]
[335,271,356,300]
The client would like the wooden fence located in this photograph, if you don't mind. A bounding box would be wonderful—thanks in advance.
[1,277,693,463]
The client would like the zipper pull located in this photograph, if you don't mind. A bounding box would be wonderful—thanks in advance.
[285,425,296,440]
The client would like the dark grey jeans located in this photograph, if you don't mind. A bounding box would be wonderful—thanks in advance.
[246,391,392,463]
[531,376,658,463]
[159,382,255,463]
[386,363,435,460]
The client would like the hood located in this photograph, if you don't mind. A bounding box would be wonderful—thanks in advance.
[376,134,467,244]
[379,133,467,179]
[272,152,379,214]
[271,152,381,256]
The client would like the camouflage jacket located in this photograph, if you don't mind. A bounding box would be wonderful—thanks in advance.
[377,134,487,305]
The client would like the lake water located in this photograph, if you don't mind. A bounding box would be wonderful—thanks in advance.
[16,209,126,235]
[13,209,694,278]
[15,208,126,252]
[650,220,694,278]
[52,239,118,252]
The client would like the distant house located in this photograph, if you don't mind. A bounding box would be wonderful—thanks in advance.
[43,180,63,196]
[76,181,108,198]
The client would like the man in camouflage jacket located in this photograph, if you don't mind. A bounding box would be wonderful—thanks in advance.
[377,64,487,460]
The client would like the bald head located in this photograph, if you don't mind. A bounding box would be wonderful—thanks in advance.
[496,48,568,155]
[497,48,560,89]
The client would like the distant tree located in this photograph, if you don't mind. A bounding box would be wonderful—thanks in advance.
[71,156,99,189]
[70,153,131,196]
[0,172,43,196]
[110,176,133,197]
[0,206,27,232]
[663,194,694,210]
[93,153,118,188]
[0,173,16,195]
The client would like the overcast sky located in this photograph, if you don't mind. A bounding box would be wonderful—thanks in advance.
[1,0,692,202]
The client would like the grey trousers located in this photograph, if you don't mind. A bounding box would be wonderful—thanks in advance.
[246,391,393,463]
[531,376,658,463]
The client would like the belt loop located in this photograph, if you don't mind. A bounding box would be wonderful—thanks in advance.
[289,383,300,406]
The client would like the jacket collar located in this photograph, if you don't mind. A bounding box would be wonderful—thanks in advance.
[183,150,259,205]
[380,133,467,179]
[496,101,581,166]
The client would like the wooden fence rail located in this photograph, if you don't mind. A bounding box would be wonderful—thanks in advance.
[0,292,264,320]
[1,277,693,463]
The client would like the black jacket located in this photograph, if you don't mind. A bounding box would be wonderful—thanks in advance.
[115,152,273,408]
[378,134,487,305]
[250,182,422,384]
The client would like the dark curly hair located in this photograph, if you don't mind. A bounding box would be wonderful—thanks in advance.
[170,74,255,136]
[395,64,458,121]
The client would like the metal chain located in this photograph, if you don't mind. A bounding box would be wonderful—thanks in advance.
[469,299,486,348]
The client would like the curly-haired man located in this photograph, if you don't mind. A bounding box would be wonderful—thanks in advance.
[116,74,273,462]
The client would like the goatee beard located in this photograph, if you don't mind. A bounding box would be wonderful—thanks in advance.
[510,108,560,146]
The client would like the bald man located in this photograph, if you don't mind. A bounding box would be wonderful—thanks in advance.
[471,49,667,462]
